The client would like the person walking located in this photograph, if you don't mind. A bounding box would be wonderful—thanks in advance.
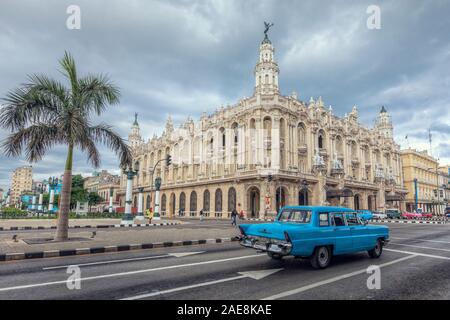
[199,208,204,222]
[231,208,238,227]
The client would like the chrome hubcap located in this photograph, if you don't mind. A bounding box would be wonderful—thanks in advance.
[318,248,329,265]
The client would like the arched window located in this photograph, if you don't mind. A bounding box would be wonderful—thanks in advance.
[318,134,324,149]
[220,127,225,148]
[297,123,306,145]
[190,191,197,215]
[203,190,210,212]
[215,189,222,214]
[179,192,186,215]
[228,187,237,212]
[265,74,269,84]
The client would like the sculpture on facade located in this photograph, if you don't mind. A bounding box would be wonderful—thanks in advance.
[332,152,343,170]
[313,149,325,167]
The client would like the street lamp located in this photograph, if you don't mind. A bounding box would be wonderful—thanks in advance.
[121,160,139,225]
[153,176,162,220]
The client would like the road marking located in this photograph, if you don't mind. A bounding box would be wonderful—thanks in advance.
[385,248,450,260]
[391,237,450,244]
[0,254,265,292]
[121,268,283,300]
[42,252,205,270]
[261,255,417,300]
[389,243,450,252]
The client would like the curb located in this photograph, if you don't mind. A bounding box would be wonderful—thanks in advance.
[373,219,446,225]
[0,237,239,262]
[0,222,180,232]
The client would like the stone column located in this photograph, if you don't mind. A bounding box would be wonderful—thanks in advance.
[135,187,145,222]
[256,119,263,167]
[121,172,134,225]
[38,193,43,211]
[32,195,36,211]
[271,117,280,170]
[109,188,114,213]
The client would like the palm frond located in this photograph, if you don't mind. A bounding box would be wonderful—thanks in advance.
[1,123,62,162]
[77,136,101,168]
[88,123,132,168]
[77,74,120,115]
[59,51,78,93]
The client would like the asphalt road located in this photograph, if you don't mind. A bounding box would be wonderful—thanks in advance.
[0,222,449,300]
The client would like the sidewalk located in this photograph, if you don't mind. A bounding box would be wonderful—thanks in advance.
[0,222,241,261]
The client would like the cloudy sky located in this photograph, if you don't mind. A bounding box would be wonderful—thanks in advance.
[0,0,449,191]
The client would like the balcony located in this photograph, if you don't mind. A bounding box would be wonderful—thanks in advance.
[298,144,308,155]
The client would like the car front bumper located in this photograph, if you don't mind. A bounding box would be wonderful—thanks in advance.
[239,236,292,255]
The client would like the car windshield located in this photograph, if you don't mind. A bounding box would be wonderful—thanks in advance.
[278,209,312,223]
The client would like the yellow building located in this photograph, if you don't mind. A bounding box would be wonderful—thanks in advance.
[401,149,446,214]
[10,165,33,205]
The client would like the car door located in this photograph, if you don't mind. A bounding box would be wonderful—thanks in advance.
[345,212,370,250]
[330,212,353,254]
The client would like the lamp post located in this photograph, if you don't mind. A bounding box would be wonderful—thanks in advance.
[153,177,162,220]
[121,160,140,225]
[48,177,59,213]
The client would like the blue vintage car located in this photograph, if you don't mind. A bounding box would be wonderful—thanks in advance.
[239,206,389,269]
[356,209,373,221]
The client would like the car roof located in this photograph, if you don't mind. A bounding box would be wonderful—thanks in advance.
[280,206,355,212]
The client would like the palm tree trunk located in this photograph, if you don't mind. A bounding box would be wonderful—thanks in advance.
[55,144,73,241]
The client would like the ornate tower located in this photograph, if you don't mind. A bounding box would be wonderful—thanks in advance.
[128,113,143,149]
[254,22,279,95]
[376,106,393,139]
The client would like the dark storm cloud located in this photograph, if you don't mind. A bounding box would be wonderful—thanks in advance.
[1,0,450,189]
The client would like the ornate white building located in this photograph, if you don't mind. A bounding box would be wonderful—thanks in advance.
[119,30,407,218]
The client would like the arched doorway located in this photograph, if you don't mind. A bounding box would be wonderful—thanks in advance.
[248,187,260,218]
[228,187,237,214]
[203,190,210,216]
[354,194,360,210]
[170,193,176,217]
[215,188,223,217]
[276,186,287,212]
[368,195,374,211]
[190,191,197,216]
[179,192,186,216]
[298,189,309,205]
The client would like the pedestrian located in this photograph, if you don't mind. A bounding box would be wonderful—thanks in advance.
[199,208,204,222]
[231,208,238,227]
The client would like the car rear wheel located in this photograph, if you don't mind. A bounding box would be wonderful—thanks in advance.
[267,252,283,260]
[368,239,383,258]
[310,246,331,269]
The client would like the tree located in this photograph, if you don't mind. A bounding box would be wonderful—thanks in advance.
[0,52,132,241]
[87,192,104,213]
[70,174,88,210]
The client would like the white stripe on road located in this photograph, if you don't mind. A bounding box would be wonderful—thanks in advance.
[385,248,450,260]
[391,237,450,244]
[389,243,450,252]
[261,255,417,300]
[42,252,205,270]
[0,254,264,293]
[121,275,247,300]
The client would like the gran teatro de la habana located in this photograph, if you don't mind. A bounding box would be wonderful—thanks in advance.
[118,30,407,219]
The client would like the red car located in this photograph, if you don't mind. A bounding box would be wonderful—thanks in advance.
[402,211,421,219]
[419,212,433,219]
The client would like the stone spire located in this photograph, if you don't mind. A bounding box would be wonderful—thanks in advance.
[254,22,279,95]
[165,114,174,133]
[128,113,142,149]
[375,106,393,139]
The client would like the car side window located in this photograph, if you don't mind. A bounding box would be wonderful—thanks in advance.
[331,213,346,227]
[319,213,329,227]
[345,212,361,226]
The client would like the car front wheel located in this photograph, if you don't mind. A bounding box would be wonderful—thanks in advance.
[368,239,383,258]
[310,246,332,269]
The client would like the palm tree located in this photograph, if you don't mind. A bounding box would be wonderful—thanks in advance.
[0,52,132,241]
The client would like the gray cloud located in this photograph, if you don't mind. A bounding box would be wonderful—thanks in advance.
[1,0,450,190]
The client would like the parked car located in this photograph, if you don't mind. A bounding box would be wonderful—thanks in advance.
[385,208,401,219]
[444,207,450,216]
[401,211,422,219]
[238,206,389,269]
[372,211,387,219]
[419,212,433,219]
[357,210,373,221]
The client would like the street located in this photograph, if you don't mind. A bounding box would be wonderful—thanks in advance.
[0,221,449,300]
